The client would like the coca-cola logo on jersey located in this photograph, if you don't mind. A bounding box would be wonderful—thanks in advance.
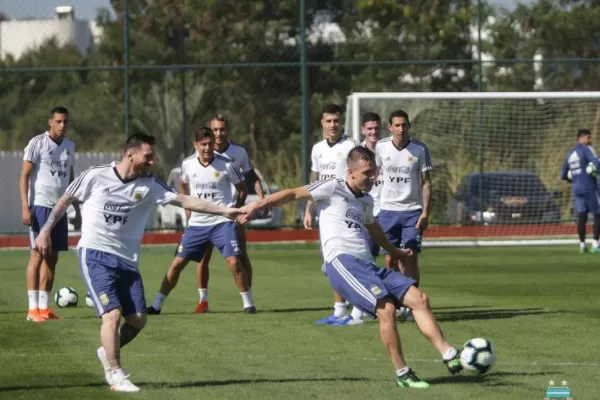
[387,165,410,174]
[345,208,364,223]
[104,201,134,213]
[195,182,217,189]
[319,162,337,171]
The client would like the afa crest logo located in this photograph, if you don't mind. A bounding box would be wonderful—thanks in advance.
[133,187,148,201]
[370,284,382,296]
[99,293,110,306]
[214,172,221,178]
[407,156,416,163]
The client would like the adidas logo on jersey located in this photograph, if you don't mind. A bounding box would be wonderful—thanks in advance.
[103,188,111,194]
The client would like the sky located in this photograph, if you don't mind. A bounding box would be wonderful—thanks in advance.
[0,0,533,20]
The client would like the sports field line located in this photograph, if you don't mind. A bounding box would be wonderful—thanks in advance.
[3,352,599,367]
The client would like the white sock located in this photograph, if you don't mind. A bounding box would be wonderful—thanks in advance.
[350,306,364,321]
[396,366,410,377]
[38,291,49,310]
[198,289,208,302]
[442,347,458,361]
[581,242,587,249]
[28,290,38,310]
[152,293,166,310]
[593,240,599,248]
[240,292,253,308]
[334,302,347,318]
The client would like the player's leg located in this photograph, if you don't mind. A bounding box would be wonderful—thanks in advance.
[378,211,403,272]
[38,213,69,320]
[349,228,382,324]
[575,195,588,253]
[212,222,256,312]
[25,205,50,322]
[195,244,214,312]
[235,223,254,289]
[149,227,209,314]
[324,254,428,387]
[78,248,139,391]
[589,192,600,253]
[380,267,462,375]
[396,210,423,284]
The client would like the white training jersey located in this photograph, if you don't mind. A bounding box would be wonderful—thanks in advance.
[214,141,253,198]
[66,164,178,266]
[23,132,76,208]
[310,135,360,181]
[375,137,433,212]
[307,178,375,263]
[362,141,383,216]
[181,154,244,226]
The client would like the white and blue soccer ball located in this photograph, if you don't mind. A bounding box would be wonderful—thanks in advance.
[459,338,497,374]
[85,293,95,308]
[54,287,79,308]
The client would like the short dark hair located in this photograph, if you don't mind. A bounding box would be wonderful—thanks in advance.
[362,112,381,126]
[194,126,214,141]
[347,146,375,167]
[322,103,342,118]
[578,128,591,138]
[388,109,409,125]
[51,106,69,116]
[124,133,156,152]
[210,113,229,127]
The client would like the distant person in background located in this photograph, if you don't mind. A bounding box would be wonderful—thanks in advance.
[19,106,79,322]
[560,128,600,253]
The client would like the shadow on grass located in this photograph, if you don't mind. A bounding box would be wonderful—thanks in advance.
[427,370,555,387]
[433,307,562,322]
[0,376,370,392]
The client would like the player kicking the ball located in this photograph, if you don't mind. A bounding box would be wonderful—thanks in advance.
[35,133,245,392]
[148,127,255,314]
[241,147,463,388]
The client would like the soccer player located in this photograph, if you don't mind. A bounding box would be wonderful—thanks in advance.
[334,112,385,326]
[192,114,263,313]
[560,128,600,253]
[241,146,463,388]
[19,106,80,322]
[305,104,362,325]
[376,110,432,321]
[34,133,245,392]
[148,127,255,314]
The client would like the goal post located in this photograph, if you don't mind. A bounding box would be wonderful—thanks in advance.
[345,91,600,247]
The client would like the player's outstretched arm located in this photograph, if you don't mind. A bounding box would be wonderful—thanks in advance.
[417,170,432,231]
[172,194,244,221]
[365,222,413,259]
[243,186,313,219]
[35,193,76,257]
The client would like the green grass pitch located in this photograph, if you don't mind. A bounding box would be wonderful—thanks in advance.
[0,244,598,399]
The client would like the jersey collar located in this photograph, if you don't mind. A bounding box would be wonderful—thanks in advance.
[391,137,411,151]
[197,156,215,167]
[216,141,231,154]
[345,181,365,198]
[326,135,345,148]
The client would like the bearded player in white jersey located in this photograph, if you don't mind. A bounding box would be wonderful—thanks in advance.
[34,133,245,392]
[192,114,263,313]
[304,104,365,326]
[241,146,463,388]
[19,106,80,322]
[148,127,256,314]
[376,110,433,321]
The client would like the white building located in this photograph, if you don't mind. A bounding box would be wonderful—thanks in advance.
[0,6,103,60]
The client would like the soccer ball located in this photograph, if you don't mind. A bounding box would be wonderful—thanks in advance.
[54,287,79,308]
[85,294,95,308]
[459,338,497,374]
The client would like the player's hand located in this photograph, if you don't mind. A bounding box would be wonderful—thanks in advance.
[303,211,314,230]
[393,247,413,258]
[35,231,52,258]
[416,213,429,231]
[223,208,246,222]
[22,207,32,226]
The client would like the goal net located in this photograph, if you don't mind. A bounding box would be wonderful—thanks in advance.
[345,92,600,247]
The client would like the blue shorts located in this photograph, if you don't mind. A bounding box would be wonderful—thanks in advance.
[378,209,422,253]
[29,205,69,251]
[175,222,240,262]
[575,192,600,214]
[325,254,416,318]
[78,248,146,318]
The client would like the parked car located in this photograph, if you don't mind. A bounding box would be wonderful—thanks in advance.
[155,167,283,230]
[447,171,562,225]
